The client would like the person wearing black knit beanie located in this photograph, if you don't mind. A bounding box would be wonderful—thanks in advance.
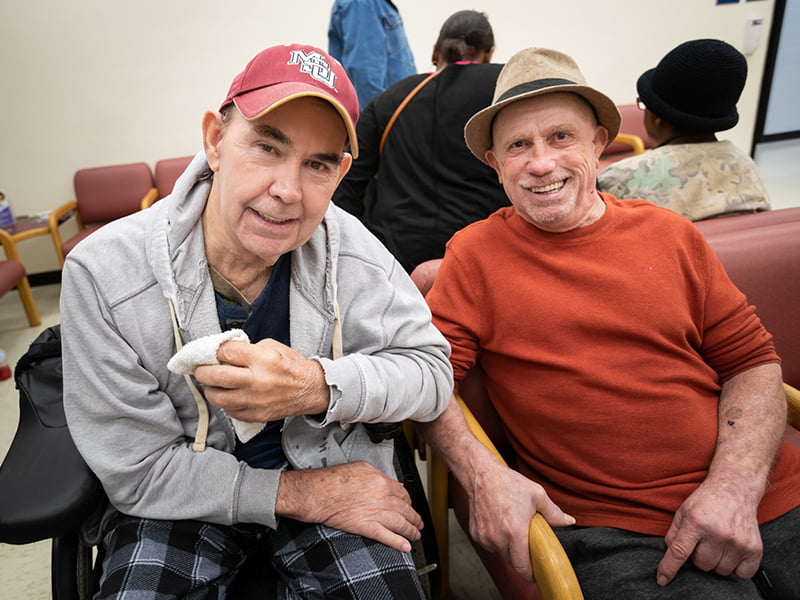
[598,38,771,221]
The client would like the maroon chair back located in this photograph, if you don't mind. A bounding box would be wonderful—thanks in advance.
[0,259,25,297]
[694,206,800,237]
[599,103,656,169]
[703,220,800,389]
[409,258,441,297]
[73,162,155,225]
[0,229,41,326]
[155,156,194,199]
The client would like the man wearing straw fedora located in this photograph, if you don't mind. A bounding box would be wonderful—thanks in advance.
[420,47,800,598]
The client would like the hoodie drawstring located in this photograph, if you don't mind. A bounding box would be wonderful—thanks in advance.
[169,299,209,452]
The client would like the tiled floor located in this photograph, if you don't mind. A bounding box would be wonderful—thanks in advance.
[0,284,499,599]
[0,284,61,600]
[754,138,800,211]
[0,137,797,598]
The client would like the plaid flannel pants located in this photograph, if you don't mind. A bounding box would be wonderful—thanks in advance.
[96,514,425,599]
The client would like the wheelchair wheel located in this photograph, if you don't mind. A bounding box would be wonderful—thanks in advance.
[75,541,95,600]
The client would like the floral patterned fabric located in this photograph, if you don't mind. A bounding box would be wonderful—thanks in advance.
[597,140,770,221]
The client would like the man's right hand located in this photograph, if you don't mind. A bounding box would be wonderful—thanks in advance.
[275,461,423,553]
[463,451,575,581]
[417,396,575,582]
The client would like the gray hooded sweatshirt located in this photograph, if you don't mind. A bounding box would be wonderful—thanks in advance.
[61,153,452,530]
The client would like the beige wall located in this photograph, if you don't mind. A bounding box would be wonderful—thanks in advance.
[0,0,777,273]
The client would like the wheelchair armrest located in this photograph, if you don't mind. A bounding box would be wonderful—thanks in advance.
[0,356,103,545]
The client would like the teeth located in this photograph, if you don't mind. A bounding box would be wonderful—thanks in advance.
[531,182,563,193]
[256,210,289,224]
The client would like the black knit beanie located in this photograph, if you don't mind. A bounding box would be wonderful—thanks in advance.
[636,38,747,133]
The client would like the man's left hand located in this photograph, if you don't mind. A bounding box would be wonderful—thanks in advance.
[194,338,329,421]
[656,477,763,587]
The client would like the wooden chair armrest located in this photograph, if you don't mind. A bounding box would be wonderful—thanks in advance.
[528,513,584,599]
[140,187,159,210]
[786,383,800,430]
[427,444,451,596]
[612,132,646,155]
[0,228,21,261]
[48,200,78,227]
[0,229,40,325]
[48,200,79,267]
[455,396,584,599]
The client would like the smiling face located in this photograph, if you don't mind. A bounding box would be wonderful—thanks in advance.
[485,92,609,232]
[201,97,351,274]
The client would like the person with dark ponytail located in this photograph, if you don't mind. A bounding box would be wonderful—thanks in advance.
[333,10,510,273]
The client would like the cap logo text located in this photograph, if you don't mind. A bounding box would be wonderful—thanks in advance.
[287,50,337,88]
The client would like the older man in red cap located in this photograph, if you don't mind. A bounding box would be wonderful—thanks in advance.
[61,43,451,598]
[419,46,800,599]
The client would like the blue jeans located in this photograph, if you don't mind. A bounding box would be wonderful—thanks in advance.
[327,0,416,108]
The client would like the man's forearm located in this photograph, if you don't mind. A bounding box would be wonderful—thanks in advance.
[710,362,786,500]
[656,362,785,586]
[416,395,502,488]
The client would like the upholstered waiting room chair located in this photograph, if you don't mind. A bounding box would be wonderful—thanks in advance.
[0,229,41,327]
[154,155,194,201]
[48,162,157,266]
[693,206,800,237]
[599,103,656,170]
[411,251,800,599]
[699,215,800,448]
[410,259,584,600]
[700,217,800,389]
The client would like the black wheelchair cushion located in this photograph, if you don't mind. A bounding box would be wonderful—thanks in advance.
[0,325,104,544]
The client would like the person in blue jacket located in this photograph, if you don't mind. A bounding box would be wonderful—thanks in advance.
[328,0,417,109]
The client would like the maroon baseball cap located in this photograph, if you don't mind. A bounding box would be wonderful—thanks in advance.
[220,43,360,157]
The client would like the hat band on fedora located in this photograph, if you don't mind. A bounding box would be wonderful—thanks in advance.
[497,78,577,103]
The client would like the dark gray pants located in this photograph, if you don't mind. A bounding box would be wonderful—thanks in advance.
[554,505,800,600]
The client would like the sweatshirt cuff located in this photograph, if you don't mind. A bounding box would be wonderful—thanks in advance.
[235,464,282,529]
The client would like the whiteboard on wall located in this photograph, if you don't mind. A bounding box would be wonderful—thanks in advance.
[763,0,800,135]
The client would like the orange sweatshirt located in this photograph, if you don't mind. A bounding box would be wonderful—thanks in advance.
[427,194,800,536]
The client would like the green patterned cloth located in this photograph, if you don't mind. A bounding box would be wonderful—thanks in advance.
[597,140,770,221]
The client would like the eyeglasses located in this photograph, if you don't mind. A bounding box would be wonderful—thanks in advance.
[636,98,646,111]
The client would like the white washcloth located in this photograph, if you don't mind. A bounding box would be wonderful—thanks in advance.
[167,329,250,374]
[167,329,265,442]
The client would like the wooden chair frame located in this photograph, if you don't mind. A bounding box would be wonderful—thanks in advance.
[611,132,645,155]
[0,229,41,326]
[48,187,158,267]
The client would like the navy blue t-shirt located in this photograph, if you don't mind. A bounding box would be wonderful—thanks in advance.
[215,254,291,469]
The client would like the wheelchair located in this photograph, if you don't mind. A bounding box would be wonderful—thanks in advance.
[0,325,440,599]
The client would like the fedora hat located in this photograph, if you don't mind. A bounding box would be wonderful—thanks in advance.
[636,39,746,134]
[464,47,620,163]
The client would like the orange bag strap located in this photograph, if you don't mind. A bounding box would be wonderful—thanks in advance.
[379,70,441,156]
